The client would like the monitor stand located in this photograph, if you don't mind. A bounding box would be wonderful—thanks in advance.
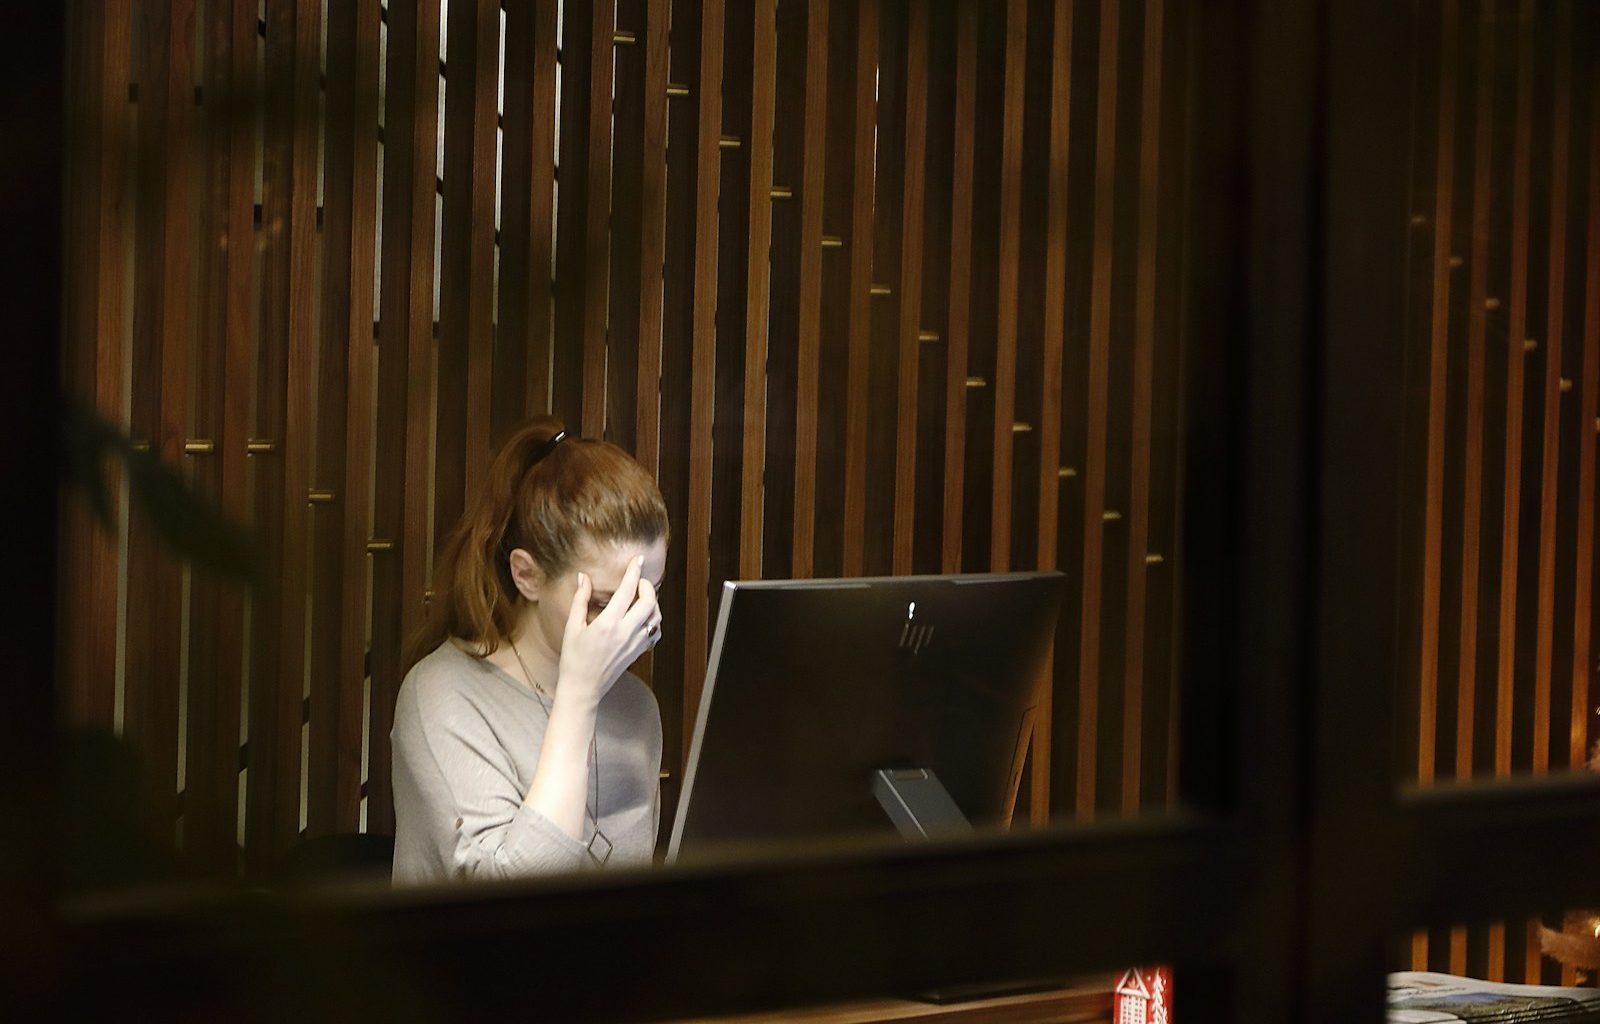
[871,768,972,838]
[873,768,1066,1006]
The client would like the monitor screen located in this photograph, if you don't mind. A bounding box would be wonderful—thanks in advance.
[666,571,1066,863]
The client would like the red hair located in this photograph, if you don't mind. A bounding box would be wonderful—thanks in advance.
[406,415,669,670]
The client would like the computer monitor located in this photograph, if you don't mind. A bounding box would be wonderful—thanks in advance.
[666,571,1066,863]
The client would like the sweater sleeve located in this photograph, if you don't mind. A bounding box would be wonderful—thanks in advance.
[410,689,589,880]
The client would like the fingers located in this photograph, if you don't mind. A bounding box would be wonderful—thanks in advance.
[565,571,592,636]
[596,555,644,624]
[621,576,659,634]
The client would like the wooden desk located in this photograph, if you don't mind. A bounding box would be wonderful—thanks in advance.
[669,975,1116,1023]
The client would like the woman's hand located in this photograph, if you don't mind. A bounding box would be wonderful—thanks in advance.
[555,555,661,707]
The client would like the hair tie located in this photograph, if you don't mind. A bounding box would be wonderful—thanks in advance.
[530,429,567,466]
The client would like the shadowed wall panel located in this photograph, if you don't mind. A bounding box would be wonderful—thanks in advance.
[62,0,1208,878]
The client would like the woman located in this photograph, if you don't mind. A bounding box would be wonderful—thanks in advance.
[391,417,669,884]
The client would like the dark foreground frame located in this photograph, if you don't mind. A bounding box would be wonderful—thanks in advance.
[18,0,1600,1021]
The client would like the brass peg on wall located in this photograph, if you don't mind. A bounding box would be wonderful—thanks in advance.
[246,439,275,454]
[917,330,939,343]
[613,30,636,44]
[666,82,690,97]
[1102,509,1122,522]
[821,235,843,248]
[184,440,215,455]
[965,376,987,389]
[1409,214,1426,226]
[366,539,394,552]
[1011,422,1032,434]
[1560,377,1573,394]
[1145,553,1165,565]
[869,284,891,296]
[1448,255,1463,269]
[770,185,794,199]
[659,769,672,780]
[1524,338,1538,351]
[130,439,151,453]
[1484,297,1501,311]
[1058,466,1077,479]
[718,135,741,149]
[308,489,335,505]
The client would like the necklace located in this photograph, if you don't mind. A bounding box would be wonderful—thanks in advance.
[509,636,612,866]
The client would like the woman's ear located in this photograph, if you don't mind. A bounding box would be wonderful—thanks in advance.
[507,548,543,603]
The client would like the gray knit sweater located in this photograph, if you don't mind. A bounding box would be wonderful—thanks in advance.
[390,639,662,885]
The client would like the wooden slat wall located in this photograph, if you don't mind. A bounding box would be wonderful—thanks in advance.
[1403,0,1600,984]
[62,0,1203,877]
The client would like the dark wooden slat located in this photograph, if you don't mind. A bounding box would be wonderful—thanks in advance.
[987,0,1027,572]
[245,0,321,873]
[1531,0,1573,782]
[1453,0,1497,801]
[607,0,647,455]
[553,0,596,427]
[182,0,256,871]
[790,0,830,579]
[306,0,380,837]
[891,2,930,576]
[941,0,977,574]
[61,0,130,733]
[683,0,726,752]
[435,0,498,561]
[125,0,195,840]
[1572,55,1600,789]
[1121,0,1164,818]
[368,0,442,839]
[493,0,533,447]
[739,0,778,580]
[1027,0,1075,823]
[708,0,753,646]
[582,0,617,437]
[862,0,905,579]
[634,0,670,472]
[1075,0,1120,821]
[761,0,811,580]
[839,0,878,577]
[1417,0,1461,794]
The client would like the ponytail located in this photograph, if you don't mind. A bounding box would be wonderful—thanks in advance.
[404,415,669,672]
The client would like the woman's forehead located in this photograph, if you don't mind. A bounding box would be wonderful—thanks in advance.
[573,537,667,588]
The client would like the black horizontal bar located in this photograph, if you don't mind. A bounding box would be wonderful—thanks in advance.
[60,814,1256,1021]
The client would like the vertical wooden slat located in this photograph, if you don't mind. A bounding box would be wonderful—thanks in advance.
[839,0,879,576]
[988,0,1027,573]
[1444,0,1499,976]
[739,0,778,580]
[582,0,618,437]
[891,2,930,576]
[608,0,646,454]
[941,0,978,574]
[790,0,830,579]
[126,0,196,839]
[498,0,558,428]
[368,0,442,839]
[1417,0,1461,798]
[1120,0,1163,818]
[1029,0,1075,822]
[552,0,595,427]
[245,0,321,870]
[182,0,256,870]
[436,0,499,560]
[682,0,725,755]
[1485,0,1536,979]
[307,0,380,837]
[62,0,131,732]
[1075,0,1120,821]
[1572,52,1600,793]
[1531,0,1573,783]
[634,0,671,471]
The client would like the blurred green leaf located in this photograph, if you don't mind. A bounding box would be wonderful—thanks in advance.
[62,398,262,586]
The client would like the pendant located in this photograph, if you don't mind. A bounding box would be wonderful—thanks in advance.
[586,828,614,866]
